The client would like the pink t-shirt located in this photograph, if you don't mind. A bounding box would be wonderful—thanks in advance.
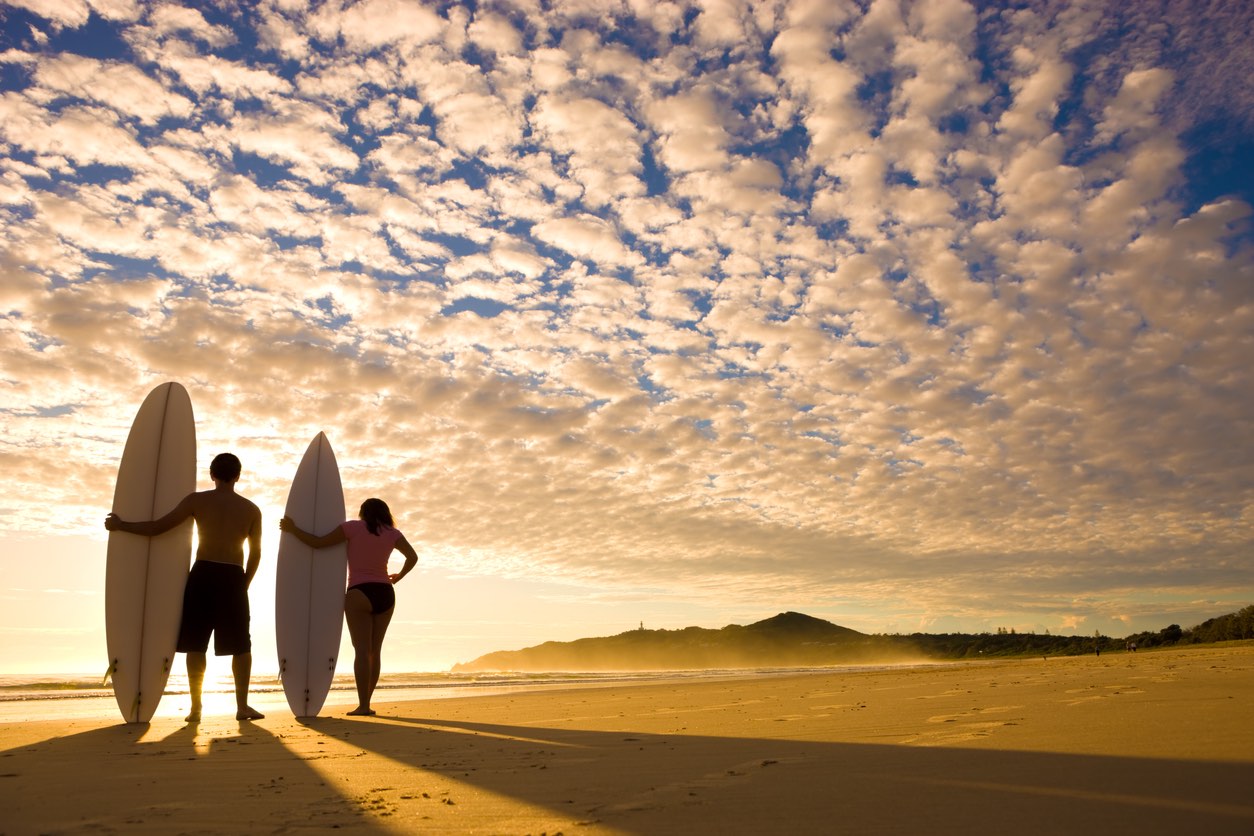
[340,519,402,587]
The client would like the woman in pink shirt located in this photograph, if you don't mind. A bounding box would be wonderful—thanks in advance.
[281,498,418,715]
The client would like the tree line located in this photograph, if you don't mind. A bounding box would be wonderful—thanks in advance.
[898,604,1254,658]
[1121,604,1254,650]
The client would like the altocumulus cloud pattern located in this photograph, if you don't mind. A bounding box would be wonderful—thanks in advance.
[0,0,1251,633]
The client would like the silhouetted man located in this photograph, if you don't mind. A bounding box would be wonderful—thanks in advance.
[106,452,264,722]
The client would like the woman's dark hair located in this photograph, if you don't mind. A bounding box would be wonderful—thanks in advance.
[359,498,393,535]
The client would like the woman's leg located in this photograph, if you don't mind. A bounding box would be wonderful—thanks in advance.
[343,589,376,714]
[365,606,395,707]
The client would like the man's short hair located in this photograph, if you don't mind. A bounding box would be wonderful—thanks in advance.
[209,453,242,482]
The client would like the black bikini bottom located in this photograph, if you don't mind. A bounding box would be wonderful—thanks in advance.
[348,582,395,614]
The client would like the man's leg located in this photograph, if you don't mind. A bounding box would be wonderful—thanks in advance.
[232,653,264,720]
[186,652,206,723]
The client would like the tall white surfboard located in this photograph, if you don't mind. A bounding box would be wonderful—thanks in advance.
[276,432,347,717]
[105,382,196,724]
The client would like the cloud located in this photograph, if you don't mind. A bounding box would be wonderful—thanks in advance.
[30,54,194,124]
[397,49,523,158]
[145,41,292,99]
[532,214,643,268]
[531,93,644,206]
[225,100,360,183]
[148,4,234,48]
[466,10,524,56]
[309,0,443,52]
[646,89,730,174]
[0,95,153,170]
[1094,67,1173,144]
[4,0,137,30]
[0,0,1250,640]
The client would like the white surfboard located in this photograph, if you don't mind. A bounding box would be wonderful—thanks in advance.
[105,382,196,724]
[276,432,347,717]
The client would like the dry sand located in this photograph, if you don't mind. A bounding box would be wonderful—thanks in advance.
[2,643,1252,835]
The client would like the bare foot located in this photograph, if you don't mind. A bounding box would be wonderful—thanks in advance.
[347,706,376,716]
[185,710,201,724]
[236,706,265,721]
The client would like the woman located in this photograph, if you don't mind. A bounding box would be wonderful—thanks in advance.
[280,498,418,716]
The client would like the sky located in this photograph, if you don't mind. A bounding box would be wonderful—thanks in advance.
[0,0,1251,676]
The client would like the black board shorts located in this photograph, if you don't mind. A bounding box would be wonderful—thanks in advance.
[348,582,395,615]
[177,560,251,656]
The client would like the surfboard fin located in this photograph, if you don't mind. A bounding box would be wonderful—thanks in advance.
[103,659,118,687]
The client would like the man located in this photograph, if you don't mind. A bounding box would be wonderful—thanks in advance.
[106,452,264,722]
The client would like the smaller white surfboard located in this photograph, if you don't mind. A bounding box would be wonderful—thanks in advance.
[105,382,196,724]
[275,432,347,717]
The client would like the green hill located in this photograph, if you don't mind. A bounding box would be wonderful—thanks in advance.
[451,611,918,672]
[451,606,1254,672]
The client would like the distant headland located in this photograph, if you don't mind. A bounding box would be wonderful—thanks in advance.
[452,607,1254,672]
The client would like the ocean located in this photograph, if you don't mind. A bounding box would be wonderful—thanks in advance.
[0,666,890,723]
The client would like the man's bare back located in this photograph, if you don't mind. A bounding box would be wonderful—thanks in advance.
[184,487,262,568]
[107,483,262,580]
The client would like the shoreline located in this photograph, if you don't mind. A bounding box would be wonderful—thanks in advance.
[0,663,948,724]
[2,644,1253,833]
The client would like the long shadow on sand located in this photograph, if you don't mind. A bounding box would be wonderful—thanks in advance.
[0,720,392,833]
[315,713,1254,835]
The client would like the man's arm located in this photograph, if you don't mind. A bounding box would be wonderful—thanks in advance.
[105,493,195,537]
[244,505,262,587]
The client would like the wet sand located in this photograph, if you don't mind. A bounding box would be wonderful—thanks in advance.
[2,643,1252,834]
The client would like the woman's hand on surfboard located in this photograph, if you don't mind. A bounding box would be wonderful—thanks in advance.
[278,515,309,538]
[280,515,346,549]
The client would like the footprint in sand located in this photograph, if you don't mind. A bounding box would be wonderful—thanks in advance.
[908,705,1024,745]
[1061,684,1146,706]
[925,705,1022,724]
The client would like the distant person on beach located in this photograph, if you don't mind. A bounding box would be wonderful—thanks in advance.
[280,498,418,716]
[105,452,265,722]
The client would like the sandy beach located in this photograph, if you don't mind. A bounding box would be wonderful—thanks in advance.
[2,643,1252,835]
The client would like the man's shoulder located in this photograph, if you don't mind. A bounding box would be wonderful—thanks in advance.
[192,489,259,514]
